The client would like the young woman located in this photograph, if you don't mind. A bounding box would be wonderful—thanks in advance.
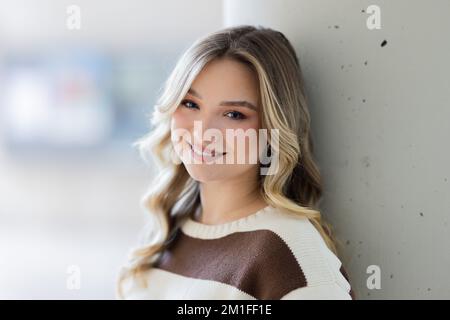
[116,25,355,300]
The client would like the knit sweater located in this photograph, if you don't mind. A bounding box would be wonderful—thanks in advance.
[120,205,354,300]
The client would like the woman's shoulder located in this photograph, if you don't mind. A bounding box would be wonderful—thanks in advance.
[249,205,354,299]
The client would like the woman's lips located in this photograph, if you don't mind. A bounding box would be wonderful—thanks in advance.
[188,142,226,159]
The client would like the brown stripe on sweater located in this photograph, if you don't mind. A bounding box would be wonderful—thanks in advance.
[154,229,307,300]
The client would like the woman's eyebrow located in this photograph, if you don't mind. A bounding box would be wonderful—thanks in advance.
[187,88,258,111]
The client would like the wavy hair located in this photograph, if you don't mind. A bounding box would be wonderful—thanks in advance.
[116,25,344,298]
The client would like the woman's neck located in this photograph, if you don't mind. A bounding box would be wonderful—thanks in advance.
[196,175,268,225]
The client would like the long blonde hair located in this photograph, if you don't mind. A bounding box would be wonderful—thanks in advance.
[116,25,343,298]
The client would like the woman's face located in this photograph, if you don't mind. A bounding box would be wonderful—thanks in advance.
[171,57,262,182]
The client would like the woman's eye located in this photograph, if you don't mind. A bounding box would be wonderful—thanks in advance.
[225,111,246,120]
[180,100,245,120]
[181,99,199,109]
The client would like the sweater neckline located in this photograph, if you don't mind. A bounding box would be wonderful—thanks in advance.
[181,205,272,239]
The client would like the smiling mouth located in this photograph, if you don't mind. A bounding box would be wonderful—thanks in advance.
[188,143,226,158]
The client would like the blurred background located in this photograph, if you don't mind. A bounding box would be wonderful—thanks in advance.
[0,0,223,299]
[1,0,449,299]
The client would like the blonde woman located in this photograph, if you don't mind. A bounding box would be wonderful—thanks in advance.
[117,25,355,300]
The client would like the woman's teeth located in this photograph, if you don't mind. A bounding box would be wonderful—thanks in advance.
[190,143,225,157]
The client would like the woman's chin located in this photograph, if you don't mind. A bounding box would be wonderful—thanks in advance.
[184,165,225,183]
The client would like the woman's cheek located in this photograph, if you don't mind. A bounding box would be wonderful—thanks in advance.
[227,119,260,163]
[172,107,191,130]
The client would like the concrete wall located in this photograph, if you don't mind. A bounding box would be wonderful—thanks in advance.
[224,0,450,299]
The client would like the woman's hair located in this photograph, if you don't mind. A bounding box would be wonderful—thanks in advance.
[116,25,344,298]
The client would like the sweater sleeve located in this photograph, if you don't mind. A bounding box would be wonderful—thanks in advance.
[280,282,353,300]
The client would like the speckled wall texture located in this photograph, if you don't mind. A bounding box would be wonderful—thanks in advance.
[224,0,450,299]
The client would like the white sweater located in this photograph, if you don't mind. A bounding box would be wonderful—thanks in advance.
[120,205,354,300]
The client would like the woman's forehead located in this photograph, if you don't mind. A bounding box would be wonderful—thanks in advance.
[189,58,260,107]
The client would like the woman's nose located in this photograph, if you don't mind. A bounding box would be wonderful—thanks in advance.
[191,115,221,149]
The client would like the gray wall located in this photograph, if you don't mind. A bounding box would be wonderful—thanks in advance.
[224,0,450,299]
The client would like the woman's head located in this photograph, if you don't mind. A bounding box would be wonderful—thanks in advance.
[151,25,320,201]
[117,25,338,298]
